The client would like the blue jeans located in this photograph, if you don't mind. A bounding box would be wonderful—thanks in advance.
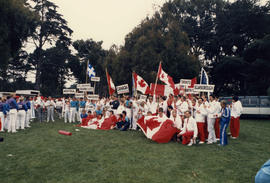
[116,121,130,131]
[220,118,229,146]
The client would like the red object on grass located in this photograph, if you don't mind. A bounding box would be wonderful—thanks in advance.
[58,130,72,136]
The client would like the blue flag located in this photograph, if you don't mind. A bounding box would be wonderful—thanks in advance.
[87,64,96,79]
[200,68,209,85]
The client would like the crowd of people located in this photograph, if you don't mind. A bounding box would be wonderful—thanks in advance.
[0,93,243,146]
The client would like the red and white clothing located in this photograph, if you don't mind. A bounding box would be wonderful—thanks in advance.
[195,104,207,142]
[179,116,198,145]
[170,114,183,130]
[147,101,158,114]
[176,101,189,116]
[230,100,243,138]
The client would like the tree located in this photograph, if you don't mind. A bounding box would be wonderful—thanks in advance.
[71,39,108,95]
[0,0,37,90]
[28,0,73,90]
[107,13,200,90]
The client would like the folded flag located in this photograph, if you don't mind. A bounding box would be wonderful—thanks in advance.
[137,115,178,143]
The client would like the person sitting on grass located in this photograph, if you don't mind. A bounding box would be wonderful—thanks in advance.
[116,111,130,131]
[219,100,231,146]
[80,109,88,126]
[177,111,198,146]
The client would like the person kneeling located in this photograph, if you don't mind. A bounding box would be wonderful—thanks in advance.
[177,111,198,146]
[116,111,130,131]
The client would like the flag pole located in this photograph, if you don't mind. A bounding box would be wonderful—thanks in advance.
[86,60,89,84]
[105,68,110,96]
[153,61,161,102]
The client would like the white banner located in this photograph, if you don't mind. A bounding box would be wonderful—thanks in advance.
[75,93,85,98]
[77,84,91,88]
[79,87,94,92]
[63,89,76,94]
[193,84,215,92]
[139,95,147,101]
[116,84,129,94]
[87,94,99,100]
[91,77,100,82]
[180,79,191,86]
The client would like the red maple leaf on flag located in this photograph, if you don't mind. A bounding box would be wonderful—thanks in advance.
[161,73,165,79]
[139,79,146,88]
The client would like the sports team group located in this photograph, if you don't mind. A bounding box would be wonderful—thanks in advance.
[0,93,243,146]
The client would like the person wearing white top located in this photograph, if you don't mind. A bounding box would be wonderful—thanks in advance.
[178,111,198,146]
[177,96,189,116]
[131,101,139,130]
[158,96,168,115]
[170,109,183,130]
[230,96,243,139]
[63,100,71,123]
[205,95,218,144]
[214,96,222,140]
[195,98,208,144]
[45,97,55,122]
[147,96,158,114]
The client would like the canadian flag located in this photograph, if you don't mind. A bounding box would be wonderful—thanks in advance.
[158,63,175,90]
[189,77,197,88]
[150,83,177,96]
[99,115,118,130]
[133,72,150,94]
[106,70,115,96]
[137,115,178,143]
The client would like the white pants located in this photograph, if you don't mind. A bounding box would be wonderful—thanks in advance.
[0,112,4,131]
[25,110,31,127]
[47,106,54,122]
[207,117,216,143]
[64,110,70,123]
[79,108,84,122]
[70,107,77,123]
[5,112,9,130]
[17,110,26,129]
[8,109,17,133]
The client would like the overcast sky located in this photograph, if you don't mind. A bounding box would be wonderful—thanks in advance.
[51,0,167,49]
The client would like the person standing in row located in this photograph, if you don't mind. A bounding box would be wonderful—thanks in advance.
[0,98,7,132]
[7,94,18,133]
[45,97,55,122]
[17,97,28,130]
[219,100,231,146]
[70,97,79,123]
[230,96,243,139]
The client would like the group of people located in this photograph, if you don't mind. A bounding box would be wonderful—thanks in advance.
[0,92,243,147]
[0,94,34,133]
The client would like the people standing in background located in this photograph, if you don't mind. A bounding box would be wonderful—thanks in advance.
[6,94,18,133]
[70,97,79,123]
[45,96,55,122]
[64,99,71,123]
[214,96,221,141]
[17,97,28,130]
[230,96,243,139]
[78,97,86,122]
[25,97,31,128]
[55,98,63,119]
[219,100,231,146]
[36,96,45,122]
[195,98,207,144]
[0,97,7,132]
[205,95,217,144]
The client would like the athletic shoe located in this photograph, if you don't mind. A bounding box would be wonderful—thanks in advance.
[199,141,205,144]
[231,136,237,139]
[187,141,193,146]
[207,142,213,144]
[216,138,220,141]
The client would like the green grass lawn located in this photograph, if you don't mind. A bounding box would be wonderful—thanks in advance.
[0,118,269,183]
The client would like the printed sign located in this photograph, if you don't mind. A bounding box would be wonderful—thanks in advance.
[87,94,99,100]
[193,84,215,92]
[91,77,100,82]
[79,87,94,92]
[75,93,85,98]
[116,84,129,94]
[63,89,76,94]
[77,84,91,88]
[180,79,191,86]
[140,95,147,101]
